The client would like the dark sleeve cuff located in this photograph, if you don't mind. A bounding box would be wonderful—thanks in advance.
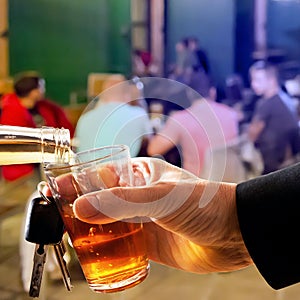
[236,163,300,289]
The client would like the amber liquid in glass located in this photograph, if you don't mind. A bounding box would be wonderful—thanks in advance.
[62,213,149,292]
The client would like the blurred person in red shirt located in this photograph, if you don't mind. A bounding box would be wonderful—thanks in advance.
[1,71,74,181]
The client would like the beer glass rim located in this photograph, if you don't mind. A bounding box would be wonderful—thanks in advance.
[44,144,129,171]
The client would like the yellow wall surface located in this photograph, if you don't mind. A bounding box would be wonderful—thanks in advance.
[0,0,8,78]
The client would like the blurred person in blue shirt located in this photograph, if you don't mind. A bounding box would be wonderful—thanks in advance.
[75,75,152,157]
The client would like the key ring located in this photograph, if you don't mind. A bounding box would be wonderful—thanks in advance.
[37,181,53,204]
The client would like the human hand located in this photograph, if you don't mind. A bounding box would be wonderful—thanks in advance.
[72,157,252,273]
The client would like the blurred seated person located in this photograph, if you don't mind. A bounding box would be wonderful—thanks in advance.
[147,76,240,177]
[142,75,192,117]
[0,71,75,181]
[75,75,153,157]
[248,61,300,174]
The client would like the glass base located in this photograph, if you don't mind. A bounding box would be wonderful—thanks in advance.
[88,264,150,293]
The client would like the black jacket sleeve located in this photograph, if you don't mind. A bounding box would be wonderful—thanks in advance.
[236,163,300,289]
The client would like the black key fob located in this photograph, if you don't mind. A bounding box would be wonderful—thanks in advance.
[25,197,64,245]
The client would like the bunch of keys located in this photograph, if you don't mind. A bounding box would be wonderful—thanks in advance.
[24,182,72,298]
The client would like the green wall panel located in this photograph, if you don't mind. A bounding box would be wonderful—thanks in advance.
[9,0,131,105]
[107,0,131,75]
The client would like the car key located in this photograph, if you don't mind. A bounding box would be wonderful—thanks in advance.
[25,195,72,297]
[36,181,72,292]
[53,240,72,291]
[29,244,48,298]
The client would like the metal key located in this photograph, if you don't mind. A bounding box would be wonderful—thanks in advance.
[53,241,72,291]
[25,195,72,297]
[29,244,48,298]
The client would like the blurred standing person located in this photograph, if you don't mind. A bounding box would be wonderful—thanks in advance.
[188,37,210,74]
[174,38,189,77]
[147,76,239,177]
[172,38,198,81]
[248,61,300,174]
[0,71,74,181]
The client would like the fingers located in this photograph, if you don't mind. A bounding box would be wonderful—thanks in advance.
[45,173,78,200]
[132,157,200,184]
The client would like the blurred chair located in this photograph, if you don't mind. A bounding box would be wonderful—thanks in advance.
[63,104,87,129]
[0,77,13,95]
[87,73,125,100]
[0,77,13,110]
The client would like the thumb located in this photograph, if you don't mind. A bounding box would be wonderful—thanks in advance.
[73,182,194,224]
[73,187,148,224]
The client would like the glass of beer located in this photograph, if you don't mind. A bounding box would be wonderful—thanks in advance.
[44,145,149,293]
